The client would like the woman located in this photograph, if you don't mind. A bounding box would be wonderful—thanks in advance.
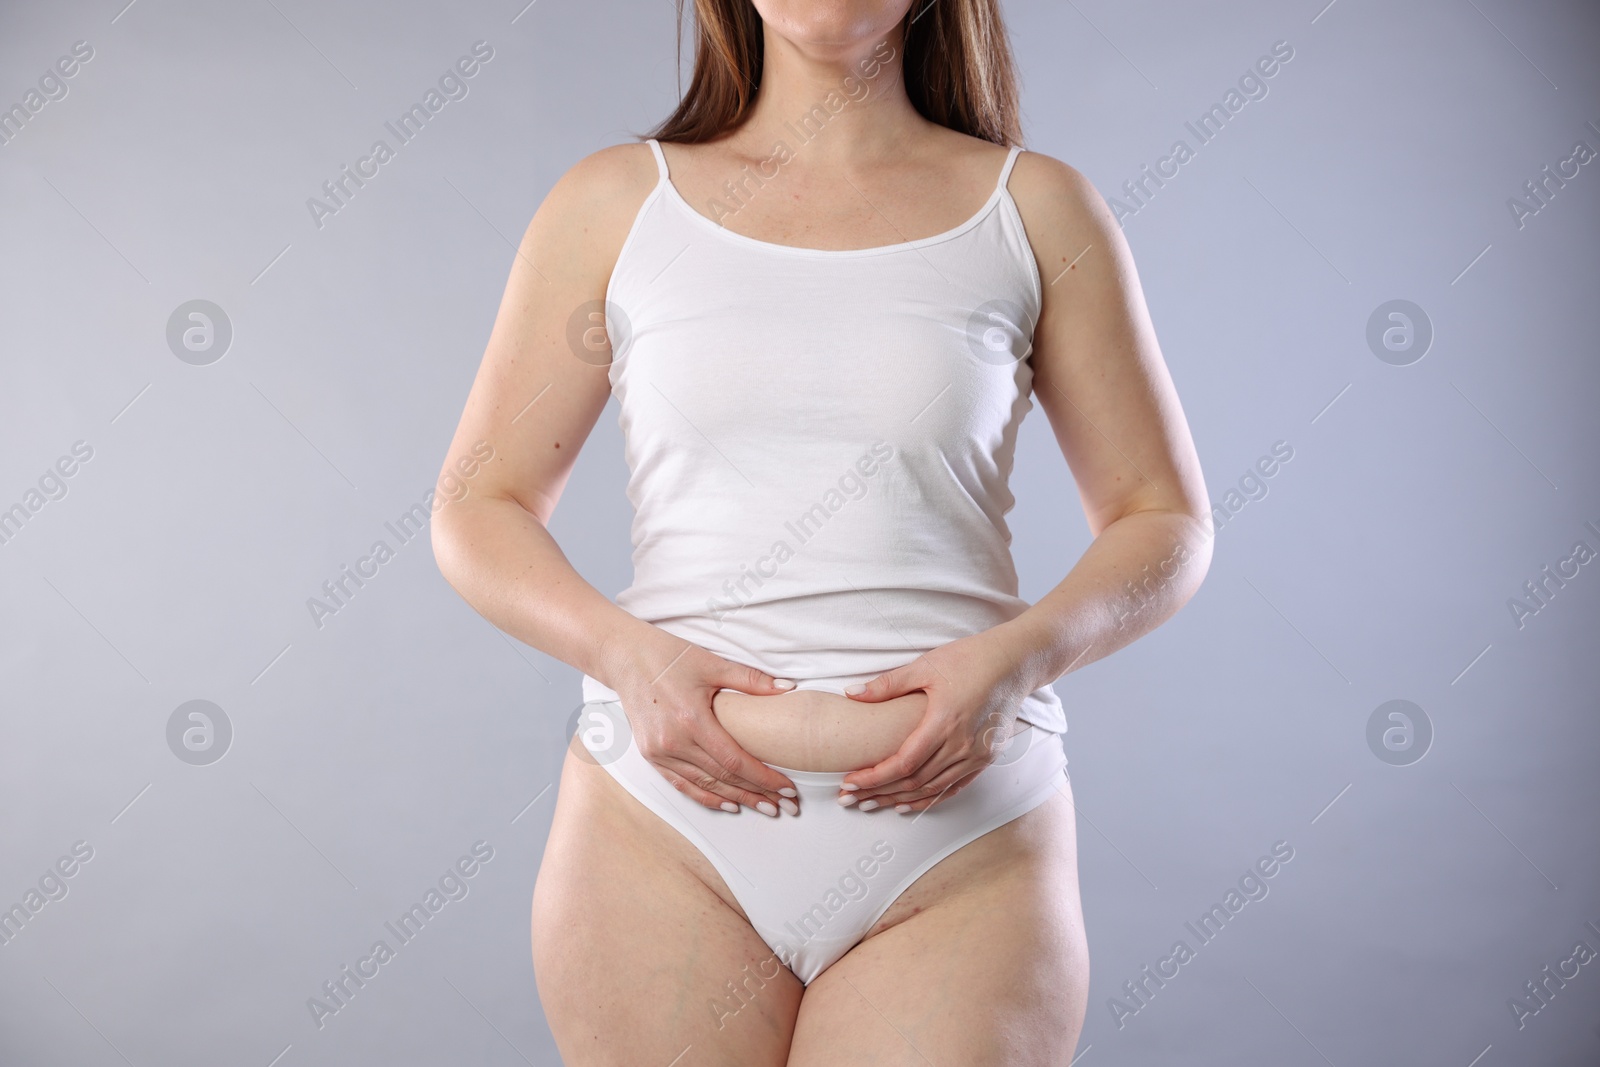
[431,0,1211,1061]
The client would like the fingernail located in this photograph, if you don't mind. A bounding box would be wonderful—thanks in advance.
[757,801,778,817]
[773,678,796,689]
[844,683,865,695]
[895,804,912,814]
[721,801,740,813]
[779,798,799,816]
[836,793,857,807]
[858,799,880,811]
[778,787,798,798]
[840,782,859,791]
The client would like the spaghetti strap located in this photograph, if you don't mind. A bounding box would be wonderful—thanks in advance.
[996,144,1024,192]
[645,138,669,182]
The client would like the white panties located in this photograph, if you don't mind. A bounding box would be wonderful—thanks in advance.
[580,700,1069,985]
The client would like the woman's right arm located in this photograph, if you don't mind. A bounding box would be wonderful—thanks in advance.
[429,143,797,816]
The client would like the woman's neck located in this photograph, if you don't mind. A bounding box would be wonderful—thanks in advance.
[731,23,930,167]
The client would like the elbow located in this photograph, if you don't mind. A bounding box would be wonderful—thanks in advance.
[429,504,468,594]
[1188,503,1215,559]
[1181,505,1215,579]
[1153,506,1214,606]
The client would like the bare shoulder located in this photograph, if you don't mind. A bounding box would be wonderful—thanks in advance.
[1005,149,1126,287]
[1007,149,1110,234]
[548,140,659,217]
[523,140,661,283]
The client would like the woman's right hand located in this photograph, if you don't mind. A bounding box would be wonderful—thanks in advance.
[600,623,801,817]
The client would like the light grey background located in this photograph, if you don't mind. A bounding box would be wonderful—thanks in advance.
[2,0,1597,1064]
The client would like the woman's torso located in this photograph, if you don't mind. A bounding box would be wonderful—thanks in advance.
[588,129,1060,770]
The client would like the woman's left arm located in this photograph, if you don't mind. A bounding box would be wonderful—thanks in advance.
[840,150,1215,812]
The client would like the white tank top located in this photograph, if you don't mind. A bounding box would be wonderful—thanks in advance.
[579,137,1066,734]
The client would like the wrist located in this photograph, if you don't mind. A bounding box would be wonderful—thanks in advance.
[592,613,651,689]
[992,611,1073,695]
[593,614,683,693]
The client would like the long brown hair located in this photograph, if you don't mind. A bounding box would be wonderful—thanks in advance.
[645,0,1023,147]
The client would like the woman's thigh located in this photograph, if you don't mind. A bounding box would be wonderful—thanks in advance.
[532,741,804,1066]
[787,777,1089,1066]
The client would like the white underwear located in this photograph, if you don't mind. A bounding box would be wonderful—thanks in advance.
[579,700,1069,985]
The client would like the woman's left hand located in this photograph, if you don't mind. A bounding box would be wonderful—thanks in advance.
[838,626,1035,813]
